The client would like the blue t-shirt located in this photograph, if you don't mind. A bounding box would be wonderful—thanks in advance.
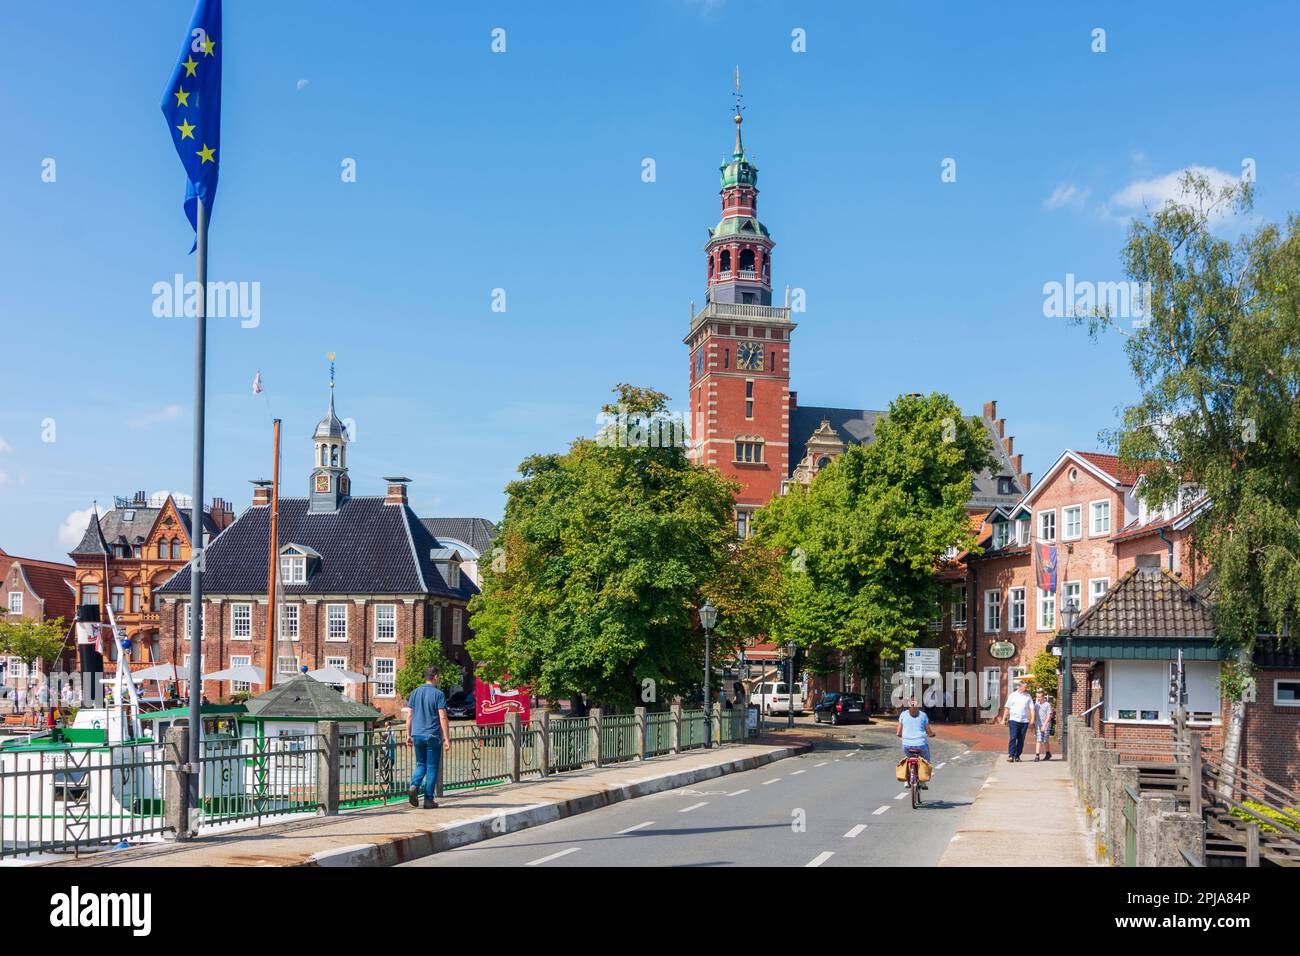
[408,684,447,738]
[898,709,930,746]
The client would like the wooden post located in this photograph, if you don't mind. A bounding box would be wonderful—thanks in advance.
[1246,822,1260,867]
[1187,731,1202,816]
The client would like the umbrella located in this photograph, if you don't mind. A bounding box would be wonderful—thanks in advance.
[201,664,266,685]
[126,663,184,683]
[305,666,368,685]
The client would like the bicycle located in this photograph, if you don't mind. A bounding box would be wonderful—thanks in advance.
[904,746,926,809]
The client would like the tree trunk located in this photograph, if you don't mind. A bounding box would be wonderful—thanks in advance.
[1217,643,1252,801]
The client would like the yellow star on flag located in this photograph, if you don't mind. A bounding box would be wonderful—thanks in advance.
[197,143,216,164]
[182,56,199,77]
[202,36,216,56]
[173,87,190,107]
[176,119,196,140]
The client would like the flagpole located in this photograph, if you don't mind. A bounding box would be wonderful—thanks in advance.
[186,195,209,831]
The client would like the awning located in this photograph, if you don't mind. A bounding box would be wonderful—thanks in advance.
[1051,637,1228,661]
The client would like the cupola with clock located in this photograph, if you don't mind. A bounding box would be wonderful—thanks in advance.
[309,357,351,514]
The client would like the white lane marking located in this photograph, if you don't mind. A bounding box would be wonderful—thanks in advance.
[935,762,946,770]
[680,801,709,813]
[726,789,750,797]
[525,847,580,866]
[761,778,781,785]
[963,749,972,755]
[815,761,829,768]
[617,821,654,835]
[893,790,908,800]
[805,851,835,868]
[873,805,890,816]
[790,770,807,776]
[844,824,867,838]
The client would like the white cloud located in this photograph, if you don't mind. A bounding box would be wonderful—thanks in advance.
[0,436,12,453]
[58,506,97,548]
[296,78,310,91]
[1043,183,1089,211]
[1107,165,1242,222]
[128,404,184,430]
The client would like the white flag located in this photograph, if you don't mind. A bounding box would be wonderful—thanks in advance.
[252,371,263,395]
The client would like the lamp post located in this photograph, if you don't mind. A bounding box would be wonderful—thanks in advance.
[699,601,718,747]
[784,641,798,729]
[1059,598,1079,760]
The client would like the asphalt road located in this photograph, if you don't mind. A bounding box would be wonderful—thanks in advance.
[403,726,998,867]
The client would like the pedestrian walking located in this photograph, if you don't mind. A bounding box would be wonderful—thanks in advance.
[1003,679,1034,762]
[1033,690,1054,761]
[404,667,450,809]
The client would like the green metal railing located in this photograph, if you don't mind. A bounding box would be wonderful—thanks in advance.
[601,713,640,763]
[339,728,412,809]
[681,709,707,750]
[646,712,674,756]
[548,716,592,773]
[197,733,321,828]
[443,722,510,791]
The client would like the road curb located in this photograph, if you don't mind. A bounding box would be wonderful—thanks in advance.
[302,743,809,867]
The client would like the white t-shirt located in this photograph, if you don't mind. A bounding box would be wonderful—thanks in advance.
[1004,690,1033,723]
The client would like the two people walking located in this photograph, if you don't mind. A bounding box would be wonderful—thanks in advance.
[1002,679,1053,762]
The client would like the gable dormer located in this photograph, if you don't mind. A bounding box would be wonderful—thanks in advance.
[279,543,320,585]
[430,546,464,590]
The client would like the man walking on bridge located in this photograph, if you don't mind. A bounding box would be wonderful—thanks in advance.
[406,667,451,809]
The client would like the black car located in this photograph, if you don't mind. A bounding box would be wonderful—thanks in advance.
[446,691,475,720]
[813,692,869,725]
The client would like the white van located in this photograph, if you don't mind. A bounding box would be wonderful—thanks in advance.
[750,682,804,716]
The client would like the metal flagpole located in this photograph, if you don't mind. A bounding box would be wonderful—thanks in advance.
[186,196,209,830]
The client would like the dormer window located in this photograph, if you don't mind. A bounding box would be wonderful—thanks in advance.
[448,563,460,588]
[279,544,318,584]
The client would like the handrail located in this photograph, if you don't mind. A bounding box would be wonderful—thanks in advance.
[1081,699,1104,719]
[1203,751,1300,805]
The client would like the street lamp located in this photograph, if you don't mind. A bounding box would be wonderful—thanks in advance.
[784,641,798,729]
[699,601,718,747]
[1059,598,1080,760]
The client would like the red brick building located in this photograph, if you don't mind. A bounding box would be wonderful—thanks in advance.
[155,382,479,716]
[1,549,77,695]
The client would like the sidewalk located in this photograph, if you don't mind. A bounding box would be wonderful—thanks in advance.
[937,754,1098,866]
[45,740,808,868]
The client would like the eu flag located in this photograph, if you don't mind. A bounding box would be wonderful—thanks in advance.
[160,0,222,248]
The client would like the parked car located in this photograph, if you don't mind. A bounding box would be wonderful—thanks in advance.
[813,691,868,725]
[749,682,804,716]
[446,691,475,720]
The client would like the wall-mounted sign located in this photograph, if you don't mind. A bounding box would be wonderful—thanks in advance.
[989,641,1016,660]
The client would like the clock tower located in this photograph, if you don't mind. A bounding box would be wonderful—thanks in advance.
[309,364,351,514]
[685,83,795,534]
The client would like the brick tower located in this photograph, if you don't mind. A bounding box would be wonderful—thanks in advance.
[685,81,795,535]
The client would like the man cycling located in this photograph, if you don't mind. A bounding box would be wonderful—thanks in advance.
[896,696,936,788]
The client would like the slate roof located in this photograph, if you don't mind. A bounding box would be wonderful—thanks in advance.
[787,405,1026,509]
[1065,565,1216,640]
[419,517,499,556]
[71,503,221,556]
[243,675,379,721]
[158,496,479,600]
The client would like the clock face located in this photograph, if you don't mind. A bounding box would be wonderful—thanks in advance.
[737,341,763,371]
[315,473,331,493]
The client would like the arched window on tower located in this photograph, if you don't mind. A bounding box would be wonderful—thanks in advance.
[319,445,327,466]
[739,249,756,275]
[719,250,731,274]
[708,256,714,278]
[331,444,339,467]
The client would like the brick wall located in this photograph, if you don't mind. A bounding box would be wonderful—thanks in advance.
[1241,669,1300,791]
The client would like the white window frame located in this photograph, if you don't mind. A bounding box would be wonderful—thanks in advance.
[1016,519,1030,546]
[993,522,1011,550]
[430,607,442,640]
[325,655,347,671]
[280,603,300,641]
[1090,499,1112,537]
[1062,505,1082,541]
[1063,580,1082,619]
[230,655,252,693]
[984,590,1001,632]
[1037,509,1056,543]
[280,553,306,584]
[7,657,27,680]
[951,586,967,629]
[1008,588,1026,632]
[326,604,348,642]
[373,657,396,698]
[110,586,126,613]
[1089,578,1110,607]
[374,604,397,643]
[231,602,252,641]
[981,667,1001,710]
[452,607,464,646]
[277,655,300,677]
[184,603,205,640]
[1273,679,1300,708]
[7,592,22,614]
[1037,588,1056,631]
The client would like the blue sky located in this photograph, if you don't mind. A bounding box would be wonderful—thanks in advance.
[1,0,1297,561]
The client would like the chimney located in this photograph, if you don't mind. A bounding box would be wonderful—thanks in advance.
[1020,471,1033,490]
[789,390,798,409]
[209,497,234,530]
[250,480,272,507]
[1002,435,1013,456]
[383,476,410,506]
[983,399,997,421]
[134,490,146,505]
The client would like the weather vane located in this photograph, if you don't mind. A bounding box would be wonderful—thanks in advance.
[327,351,336,389]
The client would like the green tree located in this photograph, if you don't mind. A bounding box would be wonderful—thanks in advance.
[1076,172,1300,769]
[1028,650,1059,699]
[753,392,994,669]
[396,638,464,700]
[0,616,68,684]
[468,384,766,711]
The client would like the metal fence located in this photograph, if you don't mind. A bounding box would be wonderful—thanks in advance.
[602,713,640,764]
[196,733,322,829]
[1,741,169,861]
[646,712,674,756]
[339,727,412,809]
[681,709,707,750]
[548,716,592,773]
[443,722,511,792]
